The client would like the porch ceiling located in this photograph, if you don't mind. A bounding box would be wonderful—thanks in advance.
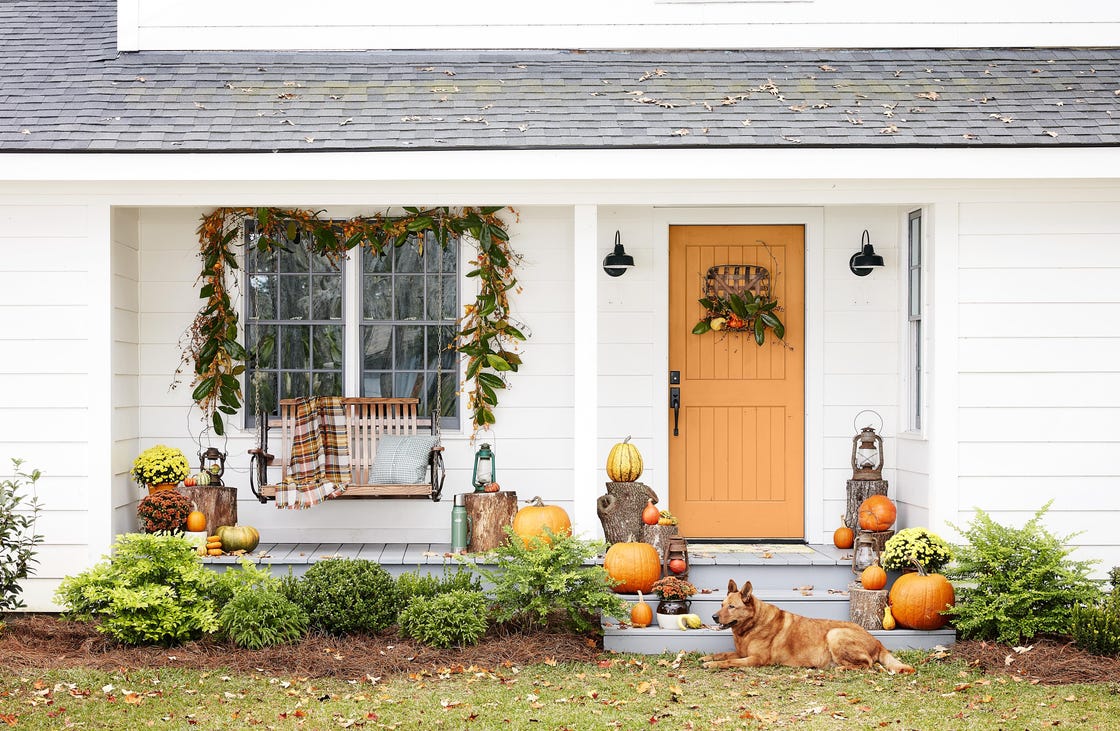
[2,1,1119,154]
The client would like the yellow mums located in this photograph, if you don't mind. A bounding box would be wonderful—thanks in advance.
[130,445,191,486]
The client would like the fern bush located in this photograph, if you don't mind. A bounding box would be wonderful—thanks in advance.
[467,528,627,633]
[288,559,398,635]
[54,533,219,646]
[946,502,1101,644]
[219,589,309,649]
[398,590,489,648]
[1070,567,1120,656]
[396,566,481,607]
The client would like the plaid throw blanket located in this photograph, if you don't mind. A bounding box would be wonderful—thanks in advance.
[275,396,351,509]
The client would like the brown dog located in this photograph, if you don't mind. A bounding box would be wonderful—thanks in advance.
[700,579,914,673]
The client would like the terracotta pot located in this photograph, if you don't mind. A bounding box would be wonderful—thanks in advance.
[147,482,178,495]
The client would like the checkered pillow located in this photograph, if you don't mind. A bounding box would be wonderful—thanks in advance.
[371,435,438,484]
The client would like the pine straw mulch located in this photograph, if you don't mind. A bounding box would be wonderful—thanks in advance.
[4,615,1120,685]
[0,614,600,679]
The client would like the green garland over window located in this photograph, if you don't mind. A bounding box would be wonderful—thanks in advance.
[183,206,522,437]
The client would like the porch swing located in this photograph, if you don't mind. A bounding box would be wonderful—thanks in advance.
[248,242,448,504]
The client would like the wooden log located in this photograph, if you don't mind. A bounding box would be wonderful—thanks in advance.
[178,485,237,532]
[597,481,659,545]
[640,523,679,559]
[859,529,895,556]
[464,491,518,553]
[848,582,889,630]
[845,479,889,532]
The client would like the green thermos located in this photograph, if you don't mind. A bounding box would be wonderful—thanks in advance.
[451,493,471,553]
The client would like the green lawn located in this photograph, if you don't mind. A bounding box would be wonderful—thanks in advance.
[2,651,1116,730]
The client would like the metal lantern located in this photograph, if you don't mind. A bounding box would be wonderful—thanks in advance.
[852,533,879,575]
[850,425,884,481]
[199,446,226,486]
[472,442,495,492]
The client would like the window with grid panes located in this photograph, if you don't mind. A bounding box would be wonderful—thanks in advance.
[243,227,459,429]
[907,209,923,431]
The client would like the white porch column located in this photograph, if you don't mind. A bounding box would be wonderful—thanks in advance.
[926,199,961,538]
[89,202,115,562]
[572,205,600,538]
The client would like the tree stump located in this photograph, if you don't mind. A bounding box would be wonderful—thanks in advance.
[597,481,659,545]
[845,479,889,532]
[464,491,518,553]
[178,485,237,532]
[640,523,679,558]
[848,582,889,630]
[859,529,895,556]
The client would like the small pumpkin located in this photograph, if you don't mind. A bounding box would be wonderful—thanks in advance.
[888,562,955,630]
[882,605,897,631]
[668,558,687,575]
[833,514,854,549]
[641,500,660,526]
[630,590,653,627]
[186,510,207,533]
[512,497,572,546]
[603,539,661,594]
[215,524,260,553]
[860,561,887,591]
[606,436,643,482]
[858,495,897,532]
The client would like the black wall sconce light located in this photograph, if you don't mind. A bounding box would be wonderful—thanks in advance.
[603,230,635,277]
[849,230,885,277]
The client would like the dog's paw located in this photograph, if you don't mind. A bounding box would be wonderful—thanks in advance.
[698,655,712,662]
[701,660,718,669]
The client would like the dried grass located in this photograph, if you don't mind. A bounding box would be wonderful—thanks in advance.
[950,636,1120,685]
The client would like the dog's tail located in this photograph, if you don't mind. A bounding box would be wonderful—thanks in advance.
[877,648,915,674]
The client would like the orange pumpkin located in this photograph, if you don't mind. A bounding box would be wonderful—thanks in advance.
[630,590,653,627]
[512,496,572,546]
[888,565,955,630]
[641,500,660,526]
[186,510,207,533]
[860,561,887,591]
[833,515,854,549]
[603,540,661,594]
[858,495,897,532]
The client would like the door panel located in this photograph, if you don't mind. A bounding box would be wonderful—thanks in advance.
[668,225,805,539]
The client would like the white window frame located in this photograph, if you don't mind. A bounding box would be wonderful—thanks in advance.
[906,208,924,433]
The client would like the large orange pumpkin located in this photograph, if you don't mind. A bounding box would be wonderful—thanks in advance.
[603,540,661,594]
[512,496,572,546]
[858,495,897,532]
[888,565,955,630]
[606,436,643,482]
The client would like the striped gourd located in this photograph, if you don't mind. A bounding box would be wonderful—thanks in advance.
[606,436,643,482]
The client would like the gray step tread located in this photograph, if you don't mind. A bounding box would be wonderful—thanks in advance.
[602,622,955,653]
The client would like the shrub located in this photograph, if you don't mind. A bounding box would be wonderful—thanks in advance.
[396,566,481,607]
[946,502,1101,644]
[880,527,953,573]
[0,459,43,611]
[54,533,219,646]
[219,589,309,649]
[136,490,192,533]
[468,528,628,633]
[398,590,489,648]
[211,558,278,606]
[289,559,398,635]
[1070,567,1120,656]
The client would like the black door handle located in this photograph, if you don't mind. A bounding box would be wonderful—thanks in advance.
[669,387,681,436]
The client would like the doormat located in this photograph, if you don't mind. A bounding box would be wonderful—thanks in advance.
[690,543,816,555]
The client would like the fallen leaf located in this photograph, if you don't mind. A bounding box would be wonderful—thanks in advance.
[819,64,836,72]
[917,91,941,101]
[671,128,691,136]
[880,125,899,134]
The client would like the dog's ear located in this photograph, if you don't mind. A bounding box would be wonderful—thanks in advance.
[726,578,738,594]
[741,581,753,597]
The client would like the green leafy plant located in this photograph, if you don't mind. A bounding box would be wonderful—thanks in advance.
[398,589,490,648]
[880,527,954,573]
[467,528,628,633]
[219,589,309,649]
[130,445,191,486]
[54,533,219,646]
[287,558,398,635]
[0,459,43,611]
[186,206,520,437]
[946,502,1101,644]
[396,566,482,607]
[692,289,785,345]
[136,490,192,533]
[1070,567,1120,656]
[211,558,278,606]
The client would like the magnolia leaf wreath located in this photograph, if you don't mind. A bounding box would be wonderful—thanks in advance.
[691,243,787,346]
[180,206,523,437]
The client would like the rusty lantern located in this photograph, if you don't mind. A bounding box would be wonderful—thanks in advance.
[199,446,226,486]
[850,411,884,481]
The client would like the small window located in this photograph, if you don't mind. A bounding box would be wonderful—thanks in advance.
[907,210,922,431]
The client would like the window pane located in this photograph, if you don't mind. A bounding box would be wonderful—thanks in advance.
[279,244,310,273]
[312,371,343,396]
[311,275,343,320]
[427,325,457,370]
[362,246,392,273]
[278,275,310,320]
[247,243,277,272]
[313,325,344,369]
[362,275,392,319]
[395,325,425,370]
[248,274,277,320]
[362,325,393,370]
[909,217,922,266]
[246,324,277,368]
[280,371,309,399]
[426,372,458,418]
[395,241,423,273]
[909,269,921,319]
[281,325,311,370]
[394,372,424,401]
[247,372,277,417]
[425,240,457,273]
[362,372,392,397]
[427,276,457,320]
[395,275,425,320]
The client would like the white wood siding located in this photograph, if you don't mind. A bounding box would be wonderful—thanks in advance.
[957,199,1120,576]
[125,0,1120,51]
[112,208,142,539]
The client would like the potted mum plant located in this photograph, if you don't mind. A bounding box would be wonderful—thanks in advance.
[131,444,191,495]
[136,489,192,534]
[880,527,953,574]
[650,576,697,627]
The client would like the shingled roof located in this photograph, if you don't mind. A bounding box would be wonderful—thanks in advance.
[3,0,1119,153]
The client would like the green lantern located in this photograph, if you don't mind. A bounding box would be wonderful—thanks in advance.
[472,443,495,492]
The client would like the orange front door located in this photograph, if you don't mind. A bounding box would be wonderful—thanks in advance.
[668,225,805,539]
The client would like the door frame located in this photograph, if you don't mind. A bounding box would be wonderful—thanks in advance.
[652,207,826,542]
